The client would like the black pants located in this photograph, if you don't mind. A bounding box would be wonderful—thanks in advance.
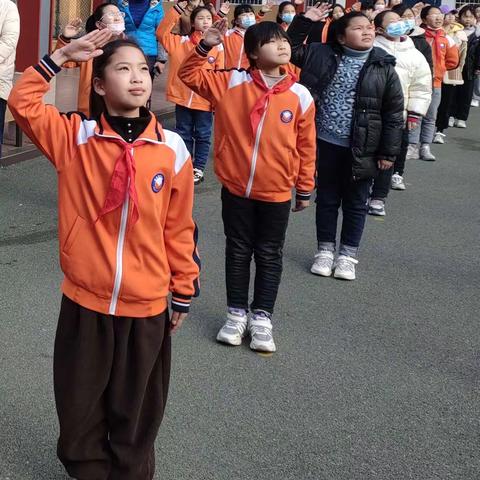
[54,296,171,480]
[436,83,456,132]
[451,79,475,121]
[221,187,290,315]
[315,140,371,252]
[0,98,7,158]
[371,127,409,200]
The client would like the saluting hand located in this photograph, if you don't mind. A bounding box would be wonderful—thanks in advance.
[219,1,231,15]
[63,18,83,39]
[52,29,113,66]
[305,2,332,22]
[203,19,228,48]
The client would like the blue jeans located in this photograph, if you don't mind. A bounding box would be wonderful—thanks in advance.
[175,105,213,171]
[315,140,372,258]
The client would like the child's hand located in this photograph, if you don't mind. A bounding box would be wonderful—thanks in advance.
[260,0,275,14]
[51,29,113,66]
[305,2,332,21]
[377,159,394,170]
[292,199,310,212]
[219,1,231,15]
[170,311,188,334]
[412,2,425,17]
[63,18,83,39]
[203,19,228,47]
[177,0,189,10]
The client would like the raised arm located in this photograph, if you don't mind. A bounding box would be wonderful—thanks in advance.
[8,30,112,171]
[156,1,187,53]
[178,20,231,105]
[288,3,331,68]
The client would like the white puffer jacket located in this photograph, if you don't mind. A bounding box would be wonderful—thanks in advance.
[374,35,432,117]
[0,0,20,100]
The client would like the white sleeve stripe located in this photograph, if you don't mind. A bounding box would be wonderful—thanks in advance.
[77,119,98,145]
[289,83,314,115]
[228,70,251,90]
[164,129,191,174]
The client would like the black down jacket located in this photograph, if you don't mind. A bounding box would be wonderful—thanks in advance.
[288,15,405,180]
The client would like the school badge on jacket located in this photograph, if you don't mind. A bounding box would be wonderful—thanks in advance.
[151,173,165,193]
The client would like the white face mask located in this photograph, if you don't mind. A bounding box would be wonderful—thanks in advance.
[106,21,125,34]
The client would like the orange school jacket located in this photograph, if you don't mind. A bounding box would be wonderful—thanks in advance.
[424,27,459,88]
[178,47,316,203]
[223,28,250,69]
[55,36,92,116]
[8,56,200,317]
[156,5,224,111]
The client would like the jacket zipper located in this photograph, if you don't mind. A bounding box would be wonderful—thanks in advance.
[187,90,194,108]
[245,101,268,198]
[238,43,244,69]
[109,174,130,315]
[351,58,370,181]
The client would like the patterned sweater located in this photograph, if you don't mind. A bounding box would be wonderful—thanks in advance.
[316,46,371,147]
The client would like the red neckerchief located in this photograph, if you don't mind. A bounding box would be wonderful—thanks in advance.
[249,69,297,136]
[190,30,203,46]
[96,138,149,227]
[424,27,445,65]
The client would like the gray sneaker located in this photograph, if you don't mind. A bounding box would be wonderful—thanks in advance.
[334,255,358,281]
[420,144,436,161]
[406,144,419,160]
[249,311,276,352]
[216,308,248,346]
[368,199,386,216]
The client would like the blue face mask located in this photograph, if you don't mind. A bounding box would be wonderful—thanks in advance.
[385,20,410,37]
[240,16,256,29]
[281,13,295,24]
[404,19,416,31]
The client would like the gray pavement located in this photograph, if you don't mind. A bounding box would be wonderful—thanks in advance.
[0,110,479,480]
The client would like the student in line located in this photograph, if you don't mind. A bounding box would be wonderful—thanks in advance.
[8,30,200,479]
[179,20,316,353]
[408,5,459,161]
[288,8,404,280]
[447,5,480,129]
[157,0,224,185]
[369,10,432,214]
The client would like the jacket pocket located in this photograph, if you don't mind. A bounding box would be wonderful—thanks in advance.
[63,216,86,255]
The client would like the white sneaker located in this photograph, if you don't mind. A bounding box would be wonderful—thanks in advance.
[406,144,419,160]
[249,312,276,352]
[448,117,455,127]
[419,144,436,161]
[368,199,386,216]
[311,250,334,276]
[216,309,248,346]
[334,255,358,281]
[471,99,480,108]
[193,168,204,185]
[454,119,467,128]
[391,173,406,190]
[433,132,446,144]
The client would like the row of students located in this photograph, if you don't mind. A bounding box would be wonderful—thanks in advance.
[433,5,480,144]
[8,7,408,475]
